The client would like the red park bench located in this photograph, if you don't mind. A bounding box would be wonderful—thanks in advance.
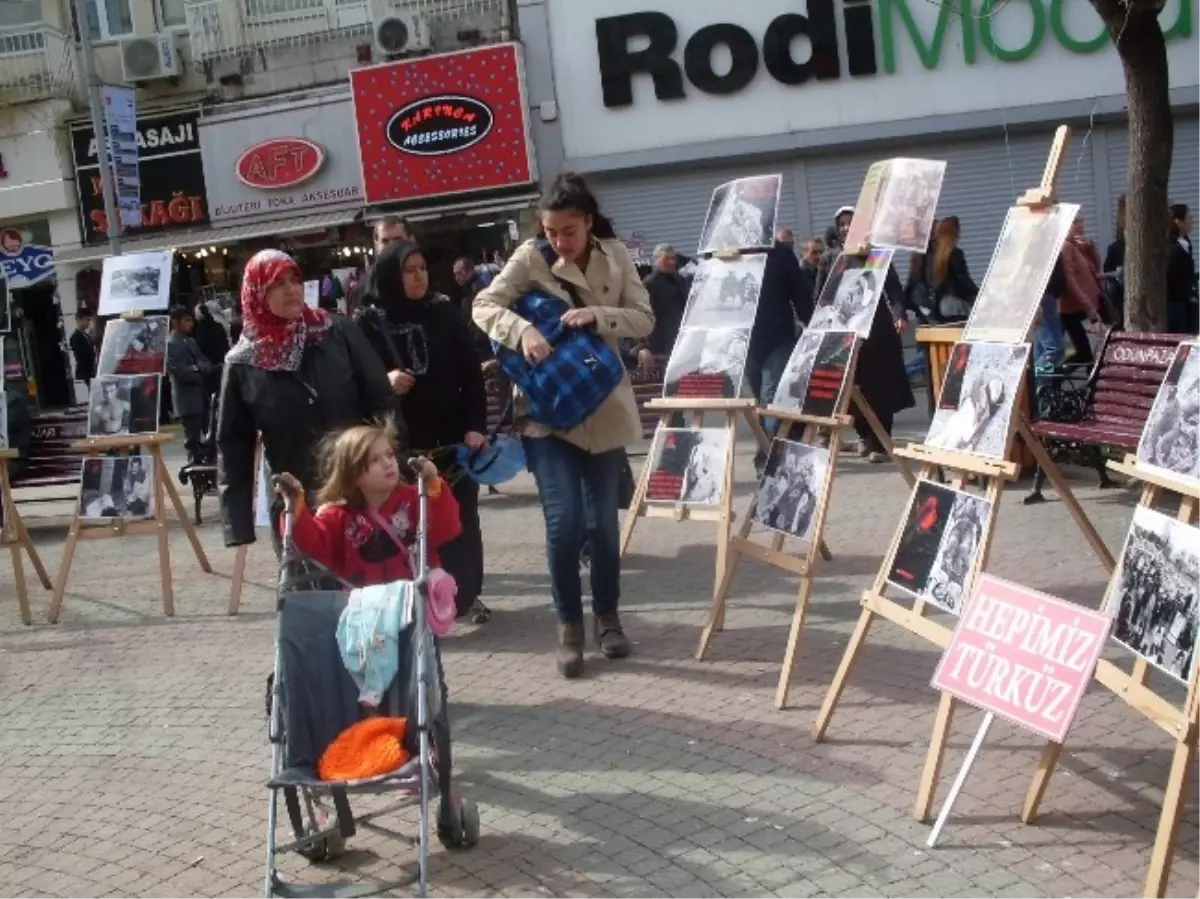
[1024,330,1188,504]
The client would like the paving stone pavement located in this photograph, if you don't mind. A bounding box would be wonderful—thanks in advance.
[0,411,1197,898]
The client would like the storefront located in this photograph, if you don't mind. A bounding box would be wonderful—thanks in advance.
[349,42,541,294]
[197,88,374,291]
[523,0,1200,273]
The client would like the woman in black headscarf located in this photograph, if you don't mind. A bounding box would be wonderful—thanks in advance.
[816,206,915,462]
[357,240,492,624]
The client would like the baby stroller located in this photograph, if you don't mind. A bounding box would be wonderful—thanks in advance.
[178,391,220,525]
[264,462,479,898]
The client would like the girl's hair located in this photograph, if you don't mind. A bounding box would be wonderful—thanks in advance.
[316,419,399,506]
[1115,193,1126,236]
[931,215,961,285]
[539,172,617,239]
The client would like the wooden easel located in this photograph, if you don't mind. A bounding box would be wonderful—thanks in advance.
[0,449,53,625]
[1021,456,1198,899]
[812,127,1114,823]
[47,432,212,622]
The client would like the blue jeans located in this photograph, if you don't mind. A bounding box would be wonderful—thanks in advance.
[1034,294,1064,371]
[747,341,793,447]
[522,436,623,624]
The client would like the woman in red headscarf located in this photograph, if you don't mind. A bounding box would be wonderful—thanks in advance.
[218,249,395,553]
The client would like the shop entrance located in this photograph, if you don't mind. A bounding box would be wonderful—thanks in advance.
[13,283,73,409]
[412,216,520,297]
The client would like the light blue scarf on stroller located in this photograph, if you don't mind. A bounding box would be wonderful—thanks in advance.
[336,580,416,707]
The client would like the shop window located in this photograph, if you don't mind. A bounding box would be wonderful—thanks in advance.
[0,1,40,30]
[0,0,42,56]
[159,0,187,28]
[84,0,134,41]
[245,0,327,22]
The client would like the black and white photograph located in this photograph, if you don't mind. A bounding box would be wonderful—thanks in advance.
[1110,505,1199,684]
[752,438,830,543]
[1137,341,1199,486]
[887,479,993,615]
[697,175,782,255]
[78,453,155,521]
[97,316,169,376]
[681,255,767,330]
[773,329,855,419]
[871,158,947,253]
[87,374,162,438]
[963,203,1078,344]
[808,249,894,338]
[663,327,750,400]
[98,250,173,316]
[926,341,1031,459]
[645,427,729,507]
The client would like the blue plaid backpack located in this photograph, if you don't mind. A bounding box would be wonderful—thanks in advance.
[490,241,625,431]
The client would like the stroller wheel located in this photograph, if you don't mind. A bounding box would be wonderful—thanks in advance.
[437,796,480,850]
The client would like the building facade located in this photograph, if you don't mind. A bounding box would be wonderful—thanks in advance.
[519,0,1200,273]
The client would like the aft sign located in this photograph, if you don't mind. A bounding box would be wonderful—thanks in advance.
[931,574,1110,743]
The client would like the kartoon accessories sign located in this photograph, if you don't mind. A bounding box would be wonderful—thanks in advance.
[199,95,363,224]
[350,43,537,206]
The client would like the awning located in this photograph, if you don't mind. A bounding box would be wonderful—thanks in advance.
[366,190,541,224]
[52,209,363,266]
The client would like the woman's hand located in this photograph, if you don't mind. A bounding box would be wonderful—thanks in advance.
[561,308,597,329]
[412,456,440,484]
[521,326,553,365]
[275,472,303,498]
[894,316,908,333]
[637,347,655,375]
[464,431,488,452]
[388,369,416,394]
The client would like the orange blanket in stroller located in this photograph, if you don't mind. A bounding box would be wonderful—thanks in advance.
[318,717,410,782]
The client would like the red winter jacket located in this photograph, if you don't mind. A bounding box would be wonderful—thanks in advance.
[287,478,462,588]
[1059,237,1102,316]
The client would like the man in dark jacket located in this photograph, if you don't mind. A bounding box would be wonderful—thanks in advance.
[69,311,96,390]
[643,244,689,356]
[166,306,214,463]
[346,216,411,316]
[749,228,812,469]
[799,236,823,303]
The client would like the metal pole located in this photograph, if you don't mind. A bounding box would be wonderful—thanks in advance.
[71,0,121,257]
[926,711,994,848]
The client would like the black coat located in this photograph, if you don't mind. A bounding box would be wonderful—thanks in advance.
[753,240,812,356]
[643,270,689,355]
[69,329,96,381]
[217,316,394,547]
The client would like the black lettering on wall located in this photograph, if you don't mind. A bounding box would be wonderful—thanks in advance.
[843,0,878,76]
[595,13,685,108]
[762,3,840,86]
[684,23,759,95]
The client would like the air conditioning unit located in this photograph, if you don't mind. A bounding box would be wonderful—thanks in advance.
[374,13,430,57]
[120,33,181,82]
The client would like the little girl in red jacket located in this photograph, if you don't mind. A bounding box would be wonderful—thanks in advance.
[276,421,462,587]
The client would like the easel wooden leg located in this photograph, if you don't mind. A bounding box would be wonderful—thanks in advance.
[154,459,175,617]
[813,605,875,741]
[154,448,212,573]
[1,468,31,626]
[914,693,957,821]
[710,412,739,633]
[1017,418,1115,572]
[1143,733,1196,898]
[851,388,915,487]
[620,415,663,557]
[47,517,82,624]
[17,516,51,590]
[1021,741,1064,823]
[775,573,815,709]
[229,545,248,615]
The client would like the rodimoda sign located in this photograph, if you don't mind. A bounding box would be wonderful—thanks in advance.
[595,0,1194,106]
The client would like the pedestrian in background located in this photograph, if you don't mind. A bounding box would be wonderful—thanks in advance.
[1059,213,1104,364]
[347,216,411,316]
[642,243,689,359]
[70,311,96,391]
[1168,203,1198,334]
[473,172,654,678]
[166,305,214,464]
[927,215,978,323]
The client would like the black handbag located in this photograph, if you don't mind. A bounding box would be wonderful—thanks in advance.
[617,449,636,510]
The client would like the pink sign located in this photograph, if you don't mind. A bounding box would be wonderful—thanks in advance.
[931,574,1110,743]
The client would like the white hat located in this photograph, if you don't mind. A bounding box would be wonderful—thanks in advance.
[835,205,855,219]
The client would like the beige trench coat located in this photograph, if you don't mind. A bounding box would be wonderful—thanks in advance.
[472,237,655,454]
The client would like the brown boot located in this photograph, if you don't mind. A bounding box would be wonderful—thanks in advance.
[557,622,585,678]
[594,614,630,659]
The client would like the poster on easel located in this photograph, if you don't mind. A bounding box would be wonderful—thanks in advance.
[925,342,1031,460]
[751,438,830,543]
[697,175,782,255]
[78,454,155,522]
[843,158,946,253]
[663,327,750,400]
[97,316,168,375]
[1109,505,1199,684]
[887,479,993,616]
[303,280,321,309]
[773,329,855,419]
[645,427,729,506]
[962,203,1078,345]
[808,248,895,337]
[1136,341,1199,488]
[97,251,173,317]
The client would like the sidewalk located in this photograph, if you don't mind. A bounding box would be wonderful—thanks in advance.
[0,425,1195,897]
